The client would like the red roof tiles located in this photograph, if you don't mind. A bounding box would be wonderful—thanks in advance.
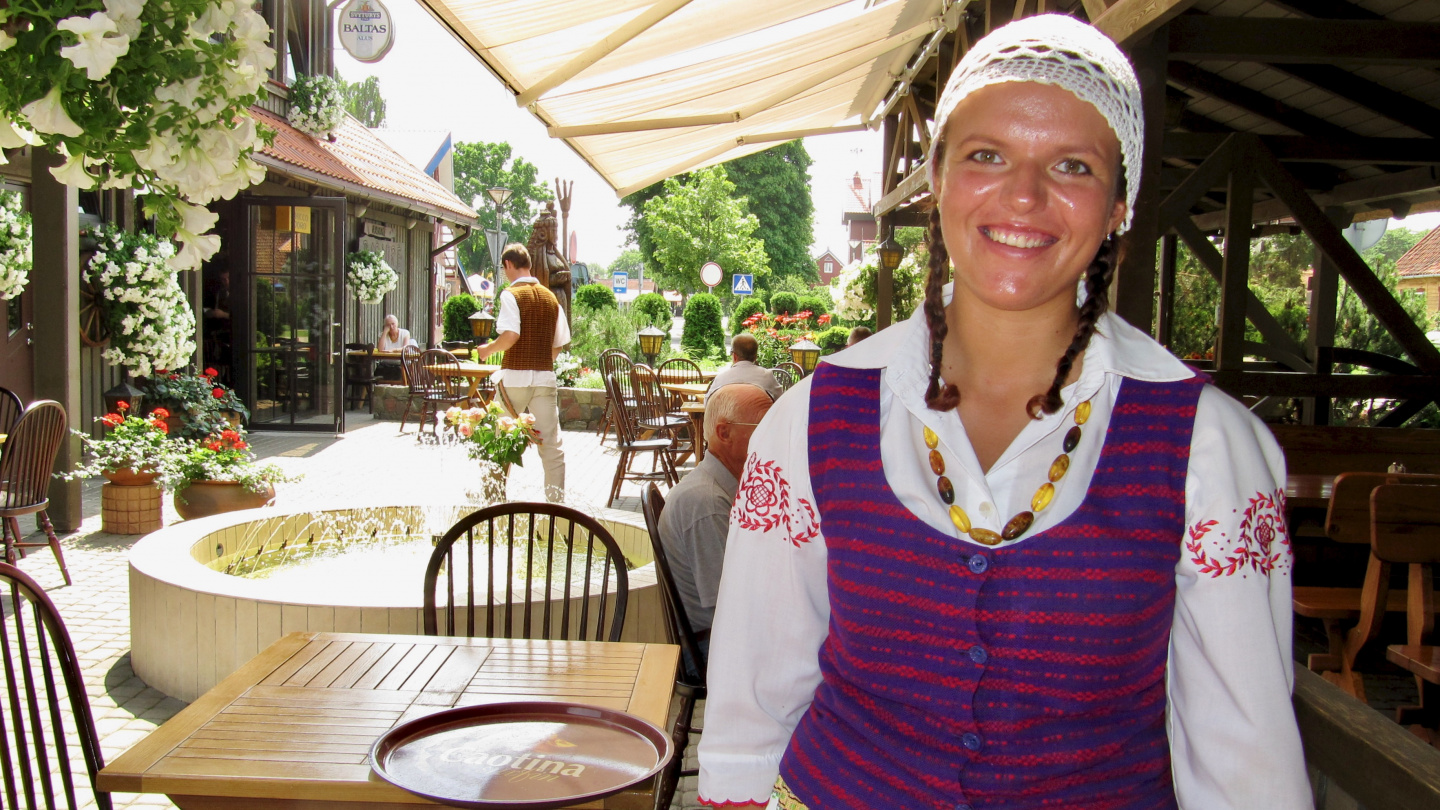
[1397,227,1440,279]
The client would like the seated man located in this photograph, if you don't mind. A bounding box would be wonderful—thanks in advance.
[847,325,872,346]
[375,314,418,382]
[704,333,782,402]
[658,383,774,664]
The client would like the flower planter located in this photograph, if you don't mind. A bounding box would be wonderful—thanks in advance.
[101,483,163,535]
[101,467,161,487]
[174,481,275,521]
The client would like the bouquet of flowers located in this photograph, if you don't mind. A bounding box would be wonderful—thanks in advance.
[61,402,176,480]
[163,427,297,494]
[86,224,197,377]
[554,352,582,387]
[442,403,538,468]
[0,190,31,300]
[137,366,249,440]
[346,250,398,304]
[288,74,346,138]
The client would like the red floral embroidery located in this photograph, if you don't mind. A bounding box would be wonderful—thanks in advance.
[1184,489,1292,578]
[733,453,820,548]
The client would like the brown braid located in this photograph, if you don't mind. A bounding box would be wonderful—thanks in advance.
[923,206,960,411]
[1024,235,1121,418]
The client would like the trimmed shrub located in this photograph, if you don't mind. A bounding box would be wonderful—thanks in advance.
[799,293,830,317]
[574,283,617,311]
[442,294,480,342]
[731,297,767,335]
[681,293,725,360]
[632,292,673,332]
[816,325,850,354]
[770,291,799,316]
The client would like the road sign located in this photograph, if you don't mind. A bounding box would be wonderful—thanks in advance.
[612,271,628,294]
[485,229,505,272]
[701,261,722,291]
[732,273,754,296]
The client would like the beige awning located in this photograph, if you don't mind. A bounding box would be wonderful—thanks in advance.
[416,0,951,195]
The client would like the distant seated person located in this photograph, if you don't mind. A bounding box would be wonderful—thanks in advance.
[375,314,418,382]
[658,383,774,663]
[847,326,872,346]
[705,333,782,402]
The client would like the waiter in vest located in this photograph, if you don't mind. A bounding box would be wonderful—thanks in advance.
[475,243,570,501]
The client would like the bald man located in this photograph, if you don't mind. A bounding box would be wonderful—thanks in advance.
[705,333,782,402]
[658,383,773,639]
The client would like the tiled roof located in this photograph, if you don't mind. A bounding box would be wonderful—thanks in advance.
[843,173,878,218]
[1398,227,1440,278]
[252,107,477,223]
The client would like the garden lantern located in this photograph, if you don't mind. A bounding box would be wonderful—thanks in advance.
[102,377,146,417]
[876,233,904,273]
[637,325,666,366]
[469,309,496,343]
[790,339,822,376]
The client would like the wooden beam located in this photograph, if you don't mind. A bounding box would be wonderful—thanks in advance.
[1092,0,1196,45]
[877,114,897,331]
[1269,64,1440,141]
[1163,133,1440,165]
[1079,0,1109,22]
[1264,0,1379,21]
[1167,63,1358,143]
[1217,139,1255,371]
[1157,134,1234,233]
[1169,18,1440,66]
[873,164,930,218]
[1114,23,1168,332]
[1190,165,1440,232]
[1212,370,1439,400]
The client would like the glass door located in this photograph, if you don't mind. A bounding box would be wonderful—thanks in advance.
[241,197,345,431]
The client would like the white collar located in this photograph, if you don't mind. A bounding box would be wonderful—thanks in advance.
[509,276,541,286]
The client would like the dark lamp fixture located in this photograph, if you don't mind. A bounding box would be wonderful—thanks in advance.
[102,377,146,417]
[637,325,666,366]
[790,339,822,376]
[469,309,496,341]
[876,235,904,272]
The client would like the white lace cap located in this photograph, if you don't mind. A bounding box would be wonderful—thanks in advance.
[926,14,1143,234]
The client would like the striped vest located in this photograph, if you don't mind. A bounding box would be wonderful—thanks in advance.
[502,283,559,372]
[780,363,1202,810]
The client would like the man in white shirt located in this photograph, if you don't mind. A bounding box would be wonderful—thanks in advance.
[705,333,782,402]
[475,244,570,501]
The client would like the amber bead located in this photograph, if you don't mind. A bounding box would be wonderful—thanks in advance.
[1031,482,1055,512]
[1002,511,1034,541]
[1063,425,1082,453]
[949,505,971,534]
[1075,400,1092,426]
[1049,454,1070,482]
[928,450,945,476]
[923,426,939,449]
[937,476,955,504]
[970,527,1003,546]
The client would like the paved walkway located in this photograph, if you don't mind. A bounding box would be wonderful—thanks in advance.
[9,415,705,809]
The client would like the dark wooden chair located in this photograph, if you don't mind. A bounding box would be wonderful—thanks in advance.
[0,386,23,434]
[0,401,70,585]
[0,562,110,809]
[602,366,676,506]
[415,349,469,438]
[342,342,376,413]
[771,366,796,393]
[658,357,704,407]
[779,361,805,382]
[640,484,706,810]
[397,345,425,432]
[632,364,692,466]
[423,502,629,642]
[596,349,632,445]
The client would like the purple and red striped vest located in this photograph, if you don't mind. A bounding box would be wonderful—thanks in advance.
[779,363,1204,809]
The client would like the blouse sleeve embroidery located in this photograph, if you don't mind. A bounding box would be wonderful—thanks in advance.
[733,453,820,548]
[1183,488,1293,578]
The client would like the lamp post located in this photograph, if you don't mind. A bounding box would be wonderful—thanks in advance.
[486,187,512,295]
[637,325,666,366]
[789,339,822,376]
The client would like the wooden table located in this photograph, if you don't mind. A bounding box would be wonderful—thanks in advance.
[681,401,706,462]
[426,361,501,403]
[99,632,679,809]
[1287,473,1336,513]
[660,382,709,401]
[655,369,716,385]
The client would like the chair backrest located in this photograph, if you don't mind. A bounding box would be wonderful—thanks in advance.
[0,402,67,512]
[0,387,23,435]
[602,367,645,447]
[771,366,796,392]
[400,345,424,390]
[630,365,673,427]
[640,484,706,686]
[0,563,110,810]
[1326,472,1440,544]
[658,357,704,386]
[423,502,630,642]
[780,361,805,381]
[1370,484,1440,565]
[418,350,466,398]
[599,349,633,384]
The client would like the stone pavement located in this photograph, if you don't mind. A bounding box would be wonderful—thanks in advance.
[7,415,705,809]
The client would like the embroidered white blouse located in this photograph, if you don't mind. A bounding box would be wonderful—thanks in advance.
[697,294,1312,809]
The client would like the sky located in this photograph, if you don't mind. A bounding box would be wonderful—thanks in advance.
[333,0,881,270]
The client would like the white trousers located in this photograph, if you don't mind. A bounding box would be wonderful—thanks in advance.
[502,384,565,502]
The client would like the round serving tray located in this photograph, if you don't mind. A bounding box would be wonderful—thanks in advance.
[370,701,673,809]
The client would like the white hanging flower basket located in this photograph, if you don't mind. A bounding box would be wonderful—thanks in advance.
[0,191,32,301]
[287,74,346,138]
[86,224,197,378]
[347,250,398,304]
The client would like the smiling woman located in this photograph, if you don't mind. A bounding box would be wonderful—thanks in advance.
[698,14,1313,810]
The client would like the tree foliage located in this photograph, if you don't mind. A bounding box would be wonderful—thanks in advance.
[574,283,617,311]
[633,292,673,333]
[724,141,816,286]
[452,142,554,279]
[731,298,767,335]
[770,292,799,315]
[336,74,386,127]
[681,293,725,360]
[643,166,769,299]
[442,294,480,342]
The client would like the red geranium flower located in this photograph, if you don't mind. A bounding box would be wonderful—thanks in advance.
[116,400,129,411]
[151,420,168,433]
[101,413,123,426]
[149,407,170,419]
[204,367,218,378]
[235,441,248,450]
[212,388,225,399]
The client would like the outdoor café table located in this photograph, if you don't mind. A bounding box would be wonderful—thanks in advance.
[1286,473,1335,514]
[654,369,717,385]
[98,631,680,810]
[681,401,706,462]
[425,361,501,405]
[659,382,709,401]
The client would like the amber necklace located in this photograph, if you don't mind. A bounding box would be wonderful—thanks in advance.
[923,398,1093,546]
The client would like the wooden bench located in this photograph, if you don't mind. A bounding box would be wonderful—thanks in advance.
[1371,483,1440,732]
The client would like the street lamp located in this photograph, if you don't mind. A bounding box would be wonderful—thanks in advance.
[789,339,821,376]
[486,187,513,293]
[637,325,666,366]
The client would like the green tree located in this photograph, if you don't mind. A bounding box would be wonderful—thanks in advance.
[643,166,769,298]
[724,141,816,284]
[574,283,617,311]
[633,292,673,333]
[452,141,554,279]
[771,292,799,315]
[336,74,386,127]
[731,298,767,335]
[609,248,644,282]
[442,294,480,342]
[681,293,725,360]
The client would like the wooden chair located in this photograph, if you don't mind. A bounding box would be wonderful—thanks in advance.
[640,484,706,810]
[1365,485,1440,731]
[0,562,111,809]
[397,345,425,432]
[658,357,704,407]
[771,366,796,393]
[0,386,23,434]
[780,361,805,382]
[422,502,629,642]
[632,364,693,468]
[0,401,71,586]
[415,350,469,437]
[602,366,676,507]
[342,342,376,413]
[596,349,632,445]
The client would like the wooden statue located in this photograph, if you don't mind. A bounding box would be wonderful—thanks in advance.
[526,201,572,323]
[556,178,573,262]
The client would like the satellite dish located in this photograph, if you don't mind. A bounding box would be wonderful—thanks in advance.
[1342,219,1388,253]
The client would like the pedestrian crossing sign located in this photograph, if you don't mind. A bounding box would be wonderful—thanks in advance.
[732,274,754,295]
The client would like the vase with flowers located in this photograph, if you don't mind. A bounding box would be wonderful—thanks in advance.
[441,403,539,502]
[61,402,176,486]
[163,427,298,520]
[137,366,248,440]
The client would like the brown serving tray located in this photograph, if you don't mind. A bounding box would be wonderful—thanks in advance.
[370,701,674,809]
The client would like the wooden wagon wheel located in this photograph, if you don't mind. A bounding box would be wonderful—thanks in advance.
[79,275,110,347]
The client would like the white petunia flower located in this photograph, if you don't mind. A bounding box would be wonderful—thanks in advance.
[0,30,14,52]
[104,0,145,21]
[50,152,98,189]
[58,11,130,81]
[21,88,84,138]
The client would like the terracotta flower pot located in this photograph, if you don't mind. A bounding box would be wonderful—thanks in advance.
[174,481,276,521]
[101,467,161,487]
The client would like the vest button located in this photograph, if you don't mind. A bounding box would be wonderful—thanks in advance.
[962,732,983,751]
[967,554,989,574]
[969,645,988,664]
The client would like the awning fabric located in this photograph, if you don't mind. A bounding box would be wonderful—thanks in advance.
[416,0,948,196]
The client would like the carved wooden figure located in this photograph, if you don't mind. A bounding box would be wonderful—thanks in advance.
[527,201,572,324]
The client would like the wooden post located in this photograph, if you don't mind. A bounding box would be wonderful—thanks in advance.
[30,148,82,532]
[1304,207,1347,426]
[1156,232,1177,347]
[1114,25,1168,332]
[877,114,898,330]
[1216,138,1255,372]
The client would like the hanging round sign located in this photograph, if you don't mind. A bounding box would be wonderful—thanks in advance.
[700,261,722,291]
[338,0,395,63]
